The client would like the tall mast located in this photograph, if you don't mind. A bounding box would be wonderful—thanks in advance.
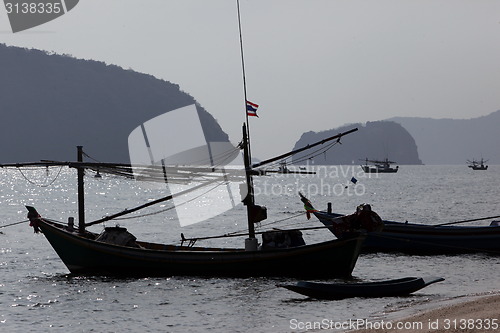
[236,0,252,160]
[237,0,260,250]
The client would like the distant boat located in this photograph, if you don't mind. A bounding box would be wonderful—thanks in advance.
[467,158,488,170]
[280,276,445,300]
[278,161,292,173]
[262,161,316,175]
[361,158,398,173]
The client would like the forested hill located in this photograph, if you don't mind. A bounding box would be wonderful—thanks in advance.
[0,44,228,163]
[291,121,423,165]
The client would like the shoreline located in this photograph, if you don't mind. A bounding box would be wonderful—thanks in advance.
[347,291,500,332]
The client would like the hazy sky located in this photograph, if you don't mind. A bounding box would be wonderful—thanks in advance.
[1,0,500,159]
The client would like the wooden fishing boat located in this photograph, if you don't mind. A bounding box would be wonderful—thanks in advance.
[17,121,362,278]
[261,161,316,175]
[467,158,488,170]
[314,211,500,254]
[280,276,445,300]
[26,208,364,277]
[300,194,500,255]
[361,158,398,173]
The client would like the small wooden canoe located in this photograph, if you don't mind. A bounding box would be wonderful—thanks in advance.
[280,276,444,300]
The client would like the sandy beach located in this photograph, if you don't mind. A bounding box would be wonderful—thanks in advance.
[348,293,500,333]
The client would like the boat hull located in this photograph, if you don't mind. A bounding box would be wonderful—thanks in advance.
[314,211,500,255]
[37,218,365,278]
[280,276,445,300]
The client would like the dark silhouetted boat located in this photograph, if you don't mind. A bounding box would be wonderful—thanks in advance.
[261,161,316,175]
[300,194,500,255]
[16,125,362,278]
[361,158,398,173]
[26,205,365,277]
[280,276,445,300]
[467,158,488,170]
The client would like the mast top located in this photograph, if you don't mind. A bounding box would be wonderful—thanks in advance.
[236,0,253,162]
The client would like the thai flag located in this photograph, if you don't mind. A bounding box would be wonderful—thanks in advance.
[246,100,259,117]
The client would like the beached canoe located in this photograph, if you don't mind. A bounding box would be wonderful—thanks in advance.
[280,276,445,300]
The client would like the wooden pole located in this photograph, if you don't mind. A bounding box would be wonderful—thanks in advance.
[236,0,253,161]
[237,1,258,251]
[242,123,256,240]
[77,146,85,232]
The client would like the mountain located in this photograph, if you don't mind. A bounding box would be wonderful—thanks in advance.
[390,111,500,164]
[291,121,422,165]
[0,44,229,163]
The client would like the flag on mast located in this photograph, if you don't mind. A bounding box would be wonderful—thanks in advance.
[246,100,259,117]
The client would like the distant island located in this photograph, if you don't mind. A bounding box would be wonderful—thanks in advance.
[390,111,500,165]
[0,44,228,163]
[292,111,500,166]
[291,121,423,165]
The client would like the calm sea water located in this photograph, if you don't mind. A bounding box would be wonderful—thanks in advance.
[1,165,499,332]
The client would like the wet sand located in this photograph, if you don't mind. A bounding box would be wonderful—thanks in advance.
[348,293,500,333]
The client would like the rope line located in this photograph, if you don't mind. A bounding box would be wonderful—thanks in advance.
[0,219,29,229]
[17,166,64,187]
[434,214,500,226]
[199,212,307,239]
[274,141,339,167]
[108,179,231,221]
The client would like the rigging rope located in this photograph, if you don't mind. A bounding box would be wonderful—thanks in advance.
[0,219,29,229]
[86,176,233,226]
[179,224,335,243]
[81,150,101,163]
[196,211,307,240]
[257,212,305,229]
[111,179,230,221]
[291,141,339,165]
[17,166,64,187]
[261,140,339,171]
[434,214,500,226]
